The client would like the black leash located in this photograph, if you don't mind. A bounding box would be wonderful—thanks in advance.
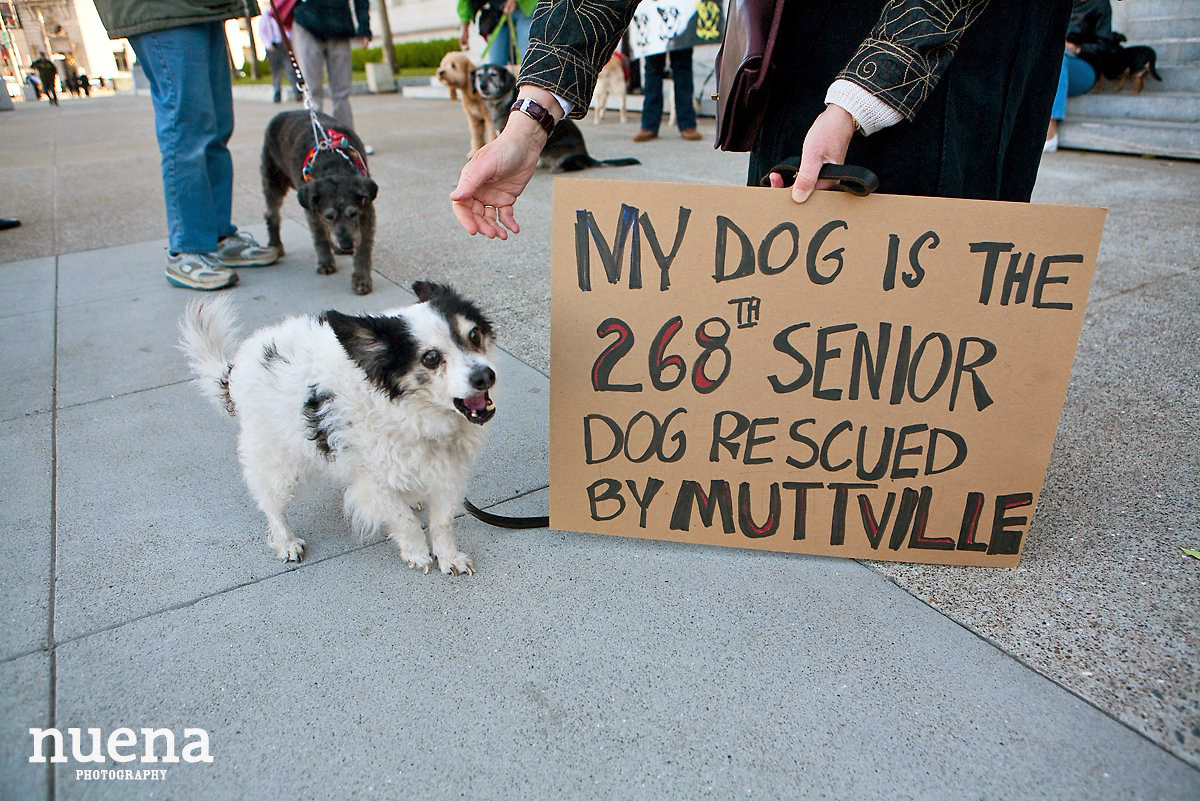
[463,499,548,529]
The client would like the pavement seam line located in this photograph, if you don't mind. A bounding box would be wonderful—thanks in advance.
[41,485,551,652]
[47,253,60,801]
[55,377,195,413]
[859,562,1200,772]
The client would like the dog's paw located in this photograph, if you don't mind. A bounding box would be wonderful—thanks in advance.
[317,263,337,275]
[352,275,373,295]
[436,550,475,577]
[272,536,307,563]
[400,545,434,574]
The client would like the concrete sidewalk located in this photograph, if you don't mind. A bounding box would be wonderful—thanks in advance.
[1,93,1198,799]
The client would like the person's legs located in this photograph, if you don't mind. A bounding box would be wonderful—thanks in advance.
[129,24,225,254]
[1051,53,1069,121]
[668,47,697,131]
[483,19,512,68]
[268,46,284,101]
[640,52,666,134]
[512,7,533,63]
[292,24,327,113]
[203,22,237,242]
[1065,52,1096,96]
[326,38,354,129]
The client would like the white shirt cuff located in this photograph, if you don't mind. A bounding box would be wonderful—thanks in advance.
[824,79,905,136]
[550,92,573,119]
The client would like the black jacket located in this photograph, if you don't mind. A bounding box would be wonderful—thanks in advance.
[519,0,993,121]
[294,0,371,40]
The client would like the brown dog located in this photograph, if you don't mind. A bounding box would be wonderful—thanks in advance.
[593,53,628,125]
[437,52,495,156]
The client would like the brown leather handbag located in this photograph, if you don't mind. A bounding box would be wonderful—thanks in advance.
[714,0,787,152]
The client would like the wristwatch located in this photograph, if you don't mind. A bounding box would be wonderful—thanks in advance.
[510,98,557,136]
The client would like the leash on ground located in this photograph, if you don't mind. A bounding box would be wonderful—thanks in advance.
[464,499,548,529]
[267,0,367,178]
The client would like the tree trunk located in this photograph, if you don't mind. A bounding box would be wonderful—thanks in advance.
[376,0,396,74]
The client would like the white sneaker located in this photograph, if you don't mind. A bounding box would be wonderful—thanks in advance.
[1043,134,1059,153]
[165,252,238,290]
[215,231,279,268]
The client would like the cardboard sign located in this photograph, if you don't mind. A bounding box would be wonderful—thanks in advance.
[549,178,1106,567]
[628,0,723,60]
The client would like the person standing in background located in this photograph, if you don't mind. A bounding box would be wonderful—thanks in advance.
[459,0,536,68]
[30,53,58,106]
[258,6,302,103]
[634,46,700,143]
[292,0,371,129]
[91,0,279,290]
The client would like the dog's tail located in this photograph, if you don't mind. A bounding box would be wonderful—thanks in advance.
[597,157,641,168]
[178,297,240,416]
[559,154,641,172]
[1150,54,1162,82]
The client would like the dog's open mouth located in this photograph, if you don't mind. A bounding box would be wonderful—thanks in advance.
[454,392,495,425]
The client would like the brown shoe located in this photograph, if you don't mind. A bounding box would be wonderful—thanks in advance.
[633,129,658,143]
[680,128,703,141]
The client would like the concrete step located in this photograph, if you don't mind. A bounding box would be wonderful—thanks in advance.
[1123,0,1198,22]
[1122,16,1200,43]
[1152,64,1200,91]
[1138,37,1200,64]
[1067,89,1200,122]
[1059,115,1200,160]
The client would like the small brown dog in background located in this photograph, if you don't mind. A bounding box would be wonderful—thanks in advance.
[593,52,628,125]
[437,51,494,156]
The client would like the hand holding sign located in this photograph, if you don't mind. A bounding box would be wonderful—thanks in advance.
[550,178,1106,567]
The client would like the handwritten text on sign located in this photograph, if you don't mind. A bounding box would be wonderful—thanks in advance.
[549,179,1106,567]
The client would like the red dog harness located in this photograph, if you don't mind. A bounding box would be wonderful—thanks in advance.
[301,130,370,183]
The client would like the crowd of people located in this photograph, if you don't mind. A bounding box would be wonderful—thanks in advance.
[7,0,1127,290]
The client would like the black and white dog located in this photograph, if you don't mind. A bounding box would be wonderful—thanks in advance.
[473,65,639,173]
[179,282,496,575]
[262,110,379,295]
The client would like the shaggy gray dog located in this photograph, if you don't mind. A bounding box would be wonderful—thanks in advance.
[262,110,379,295]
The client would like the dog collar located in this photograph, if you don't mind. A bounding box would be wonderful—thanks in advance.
[302,130,370,183]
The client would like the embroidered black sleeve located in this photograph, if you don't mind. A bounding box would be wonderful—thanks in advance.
[838,0,993,121]
[518,0,641,119]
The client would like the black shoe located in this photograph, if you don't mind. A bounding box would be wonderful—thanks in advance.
[0,218,21,230]
[273,92,282,103]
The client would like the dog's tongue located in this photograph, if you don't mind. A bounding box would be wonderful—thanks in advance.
[464,393,488,412]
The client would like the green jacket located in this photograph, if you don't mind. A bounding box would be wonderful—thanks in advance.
[458,0,538,26]
[93,0,249,39]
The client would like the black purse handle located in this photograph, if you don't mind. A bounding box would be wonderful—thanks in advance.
[760,159,880,197]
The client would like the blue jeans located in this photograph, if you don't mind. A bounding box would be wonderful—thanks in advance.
[129,22,237,254]
[641,48,697,133]
[484,8,533,67]
[1050,52,1097,120]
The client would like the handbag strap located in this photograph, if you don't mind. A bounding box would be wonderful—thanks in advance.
[760,159,880,197]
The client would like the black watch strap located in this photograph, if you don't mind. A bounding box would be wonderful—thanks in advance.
[510,98,557,135]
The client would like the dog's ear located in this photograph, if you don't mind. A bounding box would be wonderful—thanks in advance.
[297,182,316,210]
[356,177,379,202]
[412,281,453,302]
[323,311,416,399]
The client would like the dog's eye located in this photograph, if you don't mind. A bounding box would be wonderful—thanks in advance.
[323,210,336,222]
[468,327,483,348]
[421,350,442,369]
[345,206,358,219]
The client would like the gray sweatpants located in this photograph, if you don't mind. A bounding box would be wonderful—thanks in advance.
[292,23,354,129]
